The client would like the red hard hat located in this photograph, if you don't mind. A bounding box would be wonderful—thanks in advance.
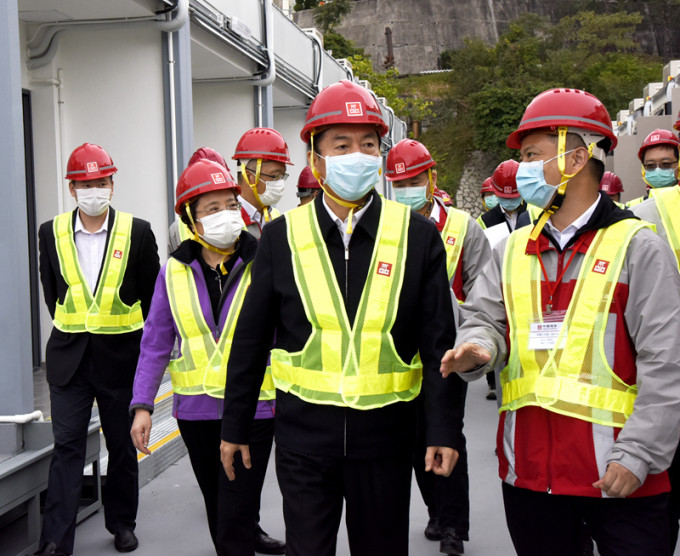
[637,129,680,161]
[491,160,520,198]
[297,165,321,190]
[385,139,436,181]
[65,143,117,181]
[432,186,452,206]
[674,110,680,132]
[232,128,292,165]
[300,80,389,143]
[480,177,494,196]
[506,89,617,155]
[600,171,624,194]
[174,159,240,215]
[188,147,230,171]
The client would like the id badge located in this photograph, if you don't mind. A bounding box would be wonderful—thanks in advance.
[528,310,568,351]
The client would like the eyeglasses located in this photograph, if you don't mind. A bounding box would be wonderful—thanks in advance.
[195,202,242,216]
[246,168,289,181]
[643,161,678,171]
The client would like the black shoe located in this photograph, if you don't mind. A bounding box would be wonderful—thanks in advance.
[486,387,497,400]
[424,517,443,541]
[114,530,139,553]
[33,543,67,556]
[440,528,464,555]
[255,525,285,555]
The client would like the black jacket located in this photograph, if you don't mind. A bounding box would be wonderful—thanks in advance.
[38,207,160,387]
[221,191,463,458]
[480,203,527,232]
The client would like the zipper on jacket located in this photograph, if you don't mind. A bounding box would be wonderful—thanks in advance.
[344,245,349,457]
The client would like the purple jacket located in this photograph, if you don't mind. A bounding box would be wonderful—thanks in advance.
[130,237,273,421]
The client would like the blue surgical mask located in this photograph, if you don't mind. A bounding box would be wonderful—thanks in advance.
[498,196,522,212]
[393,185,429,210]
[643,167,678,189]
[483,195,499,210]
[516,149,581,210]
[322,152,382,201]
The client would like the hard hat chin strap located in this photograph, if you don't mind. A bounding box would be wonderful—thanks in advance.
[529,127,588,241]
[184,203,235,273]
[241,159,272,223]
[309,130,366,234]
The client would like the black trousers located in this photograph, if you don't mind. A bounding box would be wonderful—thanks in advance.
[413,389,469,539]
[40,355,138,554]
[275,445,412,556]
[178,418,274,556]
[502,482,671,556]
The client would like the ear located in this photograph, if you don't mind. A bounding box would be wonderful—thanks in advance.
[68,181,77,198]
[570,147,589,173]
[431,169,438,188]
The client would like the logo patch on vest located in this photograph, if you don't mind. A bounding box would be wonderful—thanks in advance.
[211,172,226,184]
[113,249,123,259]
[377,261,392,277]
[346,102,363,117]
[86,162,98,173]
[446,236,456,246]
[592,259,609,274]
[395,162,406,174]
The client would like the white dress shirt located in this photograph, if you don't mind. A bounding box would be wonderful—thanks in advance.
[74,210,109,293]
[239,196,265,227]
[322,195,374,249]
[545,197,600,250]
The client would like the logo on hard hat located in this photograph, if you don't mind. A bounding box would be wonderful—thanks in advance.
[446,236,456,246]
[211,173,226,184]
[87,162,99,173]
[592,259,609,274]
[601,183,609,192]
[377,261,392,277]
[346,102,363,117]
[395,163,406,174]
[113,250,123,259]
[650,134,660,142]
[504,186,513,194]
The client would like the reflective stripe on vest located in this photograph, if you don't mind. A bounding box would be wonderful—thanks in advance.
[441,208,469,290]
[165,259,274,400]
[626,196,645,208]
[476,215,486,230]
[650,185,680,270]
[270,200,422,410]
[53,211,143,334]
[500,219,650,428]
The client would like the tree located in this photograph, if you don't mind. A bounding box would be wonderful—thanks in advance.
[313,0,353,33]
[323,32,364,59]
[294,0,319,11]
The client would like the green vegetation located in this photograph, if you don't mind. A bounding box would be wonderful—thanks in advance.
[421,10,663,197]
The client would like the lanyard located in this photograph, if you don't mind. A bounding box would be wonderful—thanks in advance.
[536,235,588,315]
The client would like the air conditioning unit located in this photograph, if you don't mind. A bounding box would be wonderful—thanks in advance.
[616,109,629,124]
[335,58,353,71]
[302,27,324,47]
[663,60,680,82]
[629,98,644,112]
[376,96,387,105]
[642,82,663,100]
[357,79,372,91]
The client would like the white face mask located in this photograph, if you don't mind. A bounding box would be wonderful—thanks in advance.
[75,188,112,216]
[197,209,244,249]
[258,178,286,206]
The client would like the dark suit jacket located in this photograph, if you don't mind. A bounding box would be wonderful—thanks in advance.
[480,202,527,232]
[38,207,160,388]
[221,191,464,459]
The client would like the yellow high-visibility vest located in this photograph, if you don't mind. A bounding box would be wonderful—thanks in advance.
[500,219,651,428]
[165,259,274,400]
[441,208,469,289]
[626,196,645,208]
[178,220,193,242]
[527,205,543,223]
[650,185,680,270]
[270,200,423,410]
[53,211,143,334]
[476,215,486,230]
